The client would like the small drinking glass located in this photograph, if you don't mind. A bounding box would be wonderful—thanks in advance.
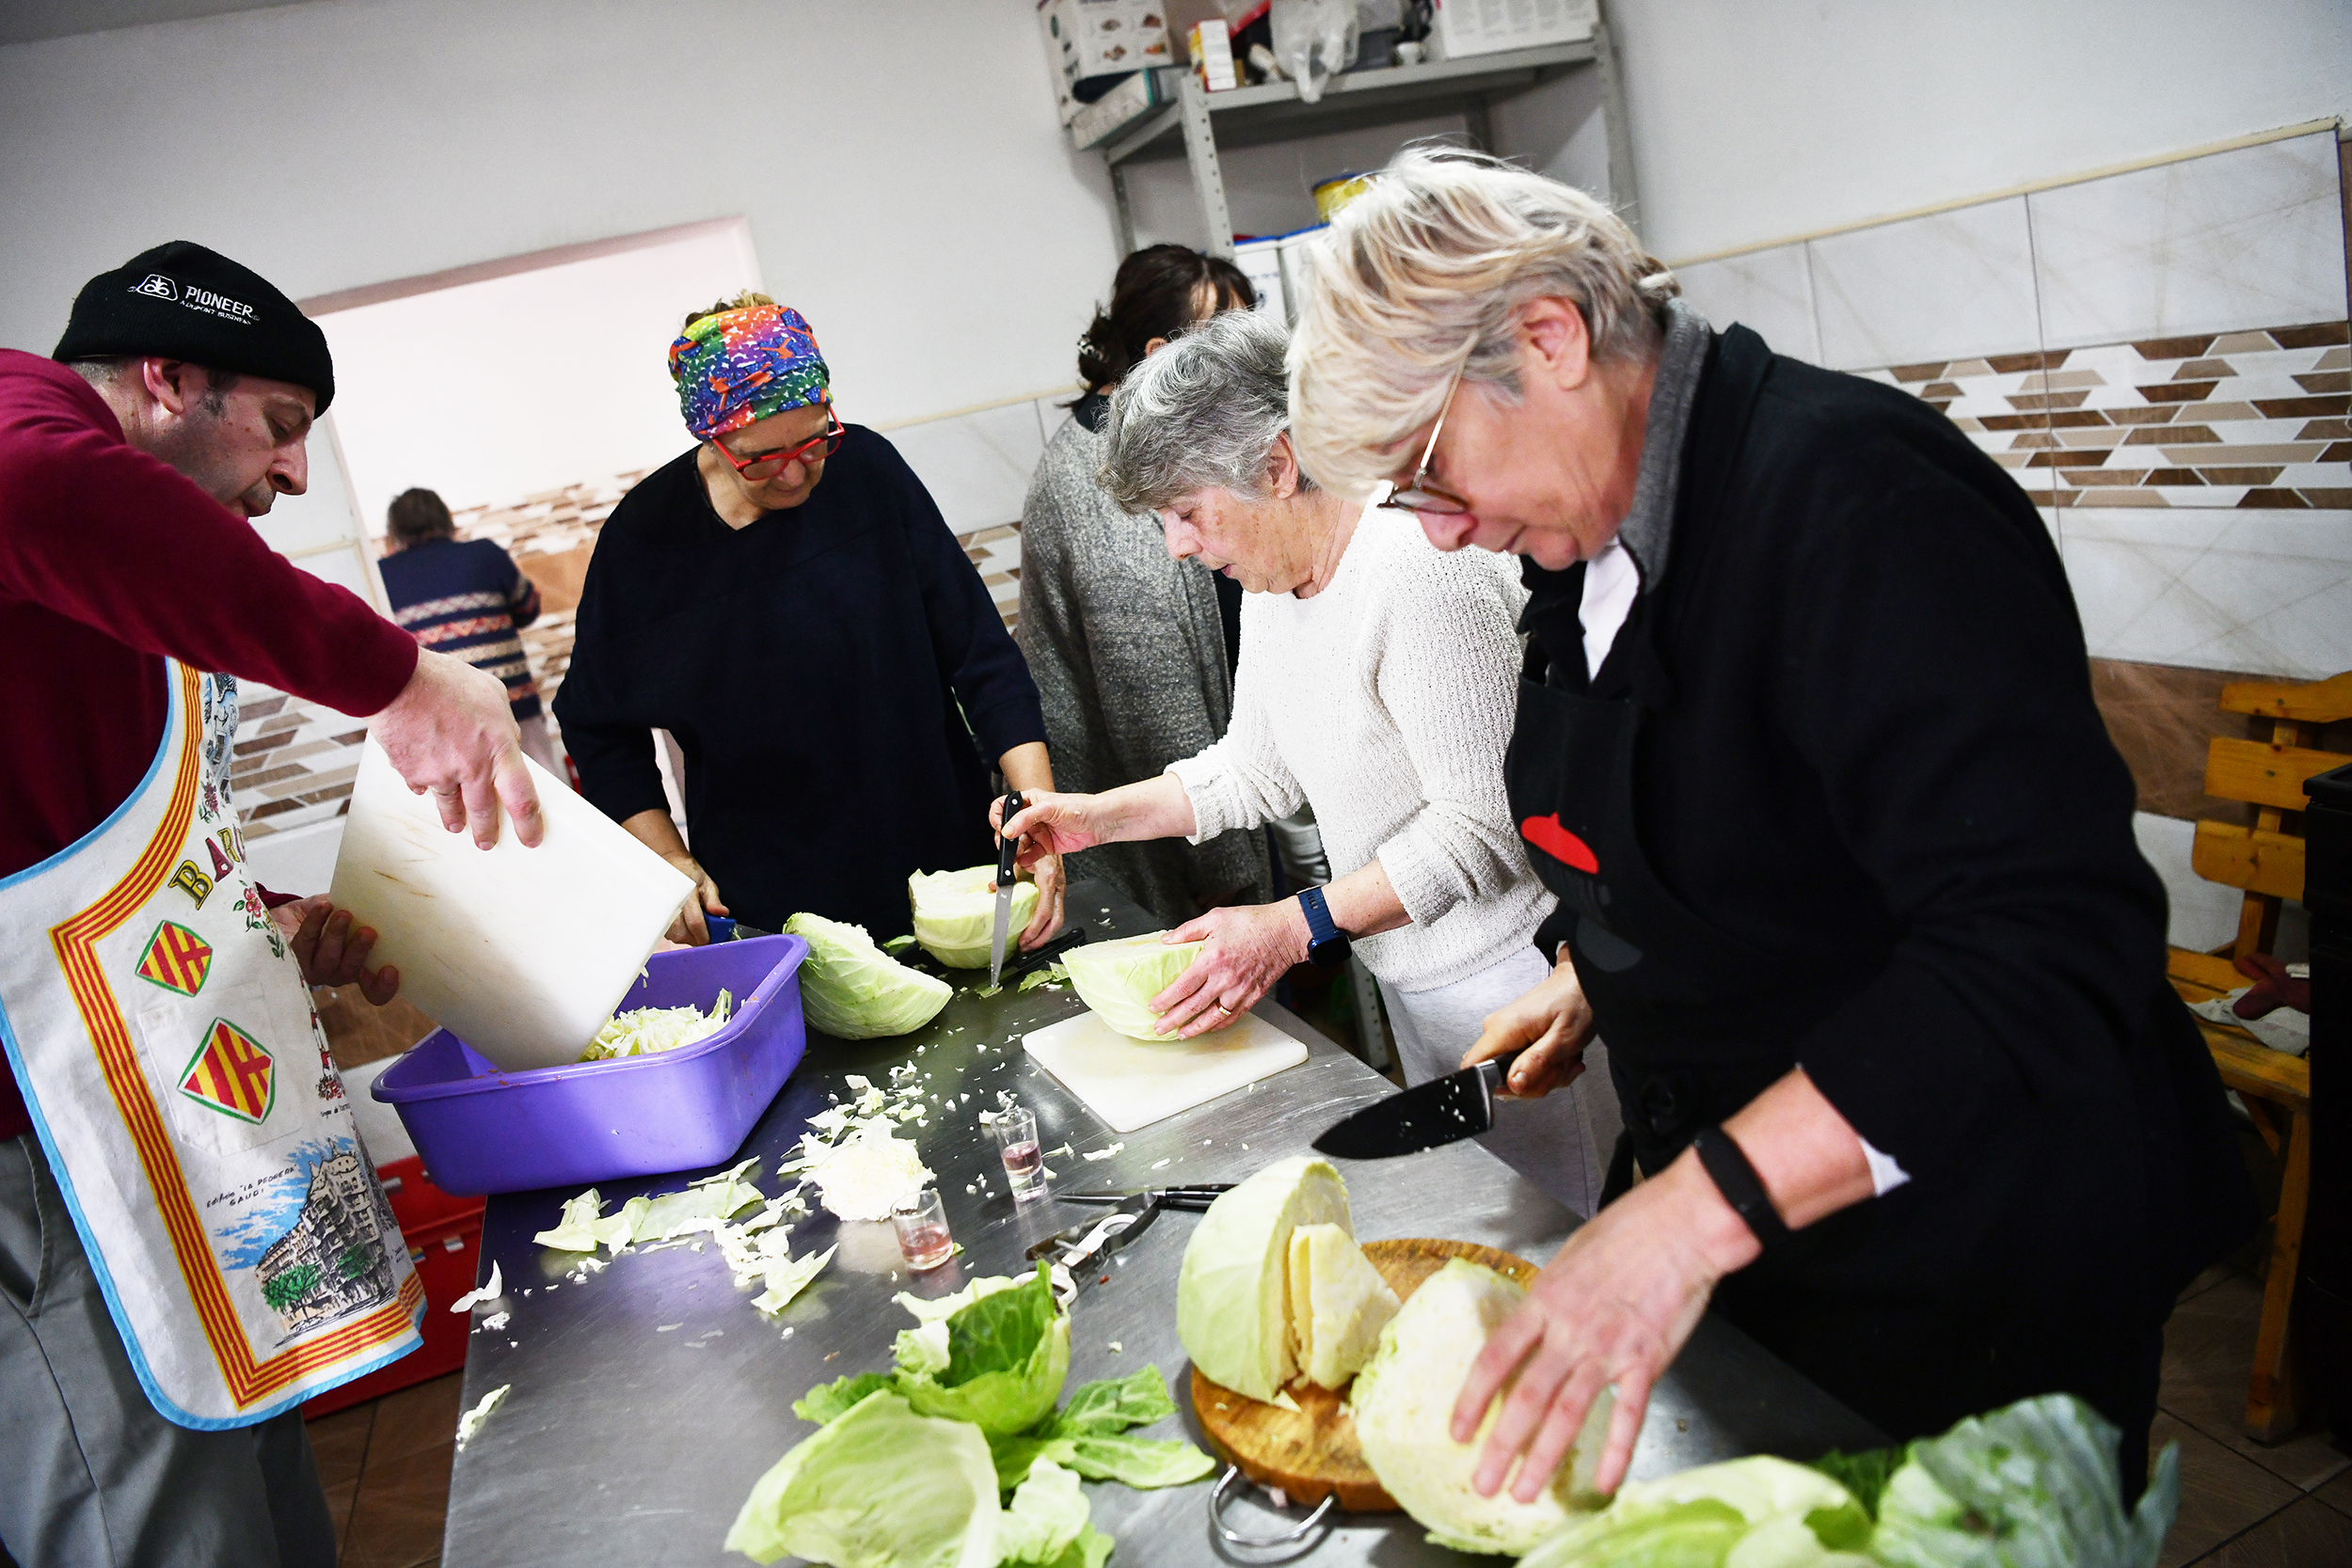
[992,1104,1047,1203]
[892,1187,954,1271]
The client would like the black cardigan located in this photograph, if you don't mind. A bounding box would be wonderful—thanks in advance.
[1522,328,2252,1441]
[553,428,1045,938]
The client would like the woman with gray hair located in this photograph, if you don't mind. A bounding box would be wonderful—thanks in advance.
[1287,147,2249,1507]
[998,307,1620,1217]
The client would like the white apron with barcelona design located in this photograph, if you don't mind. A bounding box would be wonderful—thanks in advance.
[0,660,422,1428]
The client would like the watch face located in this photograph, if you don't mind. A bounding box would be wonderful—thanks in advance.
[1310,934,1352,968]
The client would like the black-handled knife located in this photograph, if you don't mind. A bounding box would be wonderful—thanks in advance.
[989,790,1025,990]
[1310,1047,1527,1160]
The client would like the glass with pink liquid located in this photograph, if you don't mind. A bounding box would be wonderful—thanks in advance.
[891,1187,954,1271]
[992,1104,1047,1203]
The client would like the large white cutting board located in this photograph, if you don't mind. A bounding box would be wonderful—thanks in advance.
[1024,1008,1308,1133]
[327,738,693,1071]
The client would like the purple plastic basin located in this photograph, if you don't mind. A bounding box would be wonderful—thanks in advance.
[372,935,808,1196]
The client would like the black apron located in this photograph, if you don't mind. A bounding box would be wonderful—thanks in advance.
[1502,327,2168,1459]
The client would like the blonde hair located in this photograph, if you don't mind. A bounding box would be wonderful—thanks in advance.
[1288,146,1677,499]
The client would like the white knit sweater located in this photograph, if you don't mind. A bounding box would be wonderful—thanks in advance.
[1166,507,1556,991]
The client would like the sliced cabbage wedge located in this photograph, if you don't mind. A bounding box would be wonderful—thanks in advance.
[723,1390,1000,1568]
[1286,1222,1400,1389]
[1175,1157,1350,1402]
[1352,1258,1613,1556]
[786,911,951,1040]
[1061,930,1210,1039]
[908,865,1039,969]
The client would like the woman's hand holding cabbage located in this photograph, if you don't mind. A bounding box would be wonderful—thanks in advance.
[1146,900,1312,1037]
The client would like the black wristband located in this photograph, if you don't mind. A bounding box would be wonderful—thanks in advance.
[1690,1126,1789,1251]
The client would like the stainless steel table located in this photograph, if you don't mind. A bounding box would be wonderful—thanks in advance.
[442,881,1879,1565]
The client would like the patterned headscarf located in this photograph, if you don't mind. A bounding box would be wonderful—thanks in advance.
[667,303,830,440]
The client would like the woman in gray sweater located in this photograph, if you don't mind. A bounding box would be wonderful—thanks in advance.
[1018,246,1272,922]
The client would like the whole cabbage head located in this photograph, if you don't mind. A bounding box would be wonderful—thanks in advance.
[907,866,1039,969]
[1349,1258,1614,1556]
[785,911,951,1039]
[1062,931,1212,1039]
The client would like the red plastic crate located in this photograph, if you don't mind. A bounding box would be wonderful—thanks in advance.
[304,1156,486,1419]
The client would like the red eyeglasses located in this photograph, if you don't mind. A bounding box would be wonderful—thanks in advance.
[712,405,845,480]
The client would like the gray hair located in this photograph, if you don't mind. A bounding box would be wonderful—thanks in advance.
[1097,308,1307,515]
[1289,145,1677,498]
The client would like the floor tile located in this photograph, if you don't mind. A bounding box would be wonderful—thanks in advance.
[307,1402,373,1490]
[326,1478,356,1560]
[2316,1467,2352,1518]
[2160,1271,2349,1491]
[341,1438,453,1568]
[364,1372,464,1470]
[2192,1495,2352,1564]
[2153,1414,2303,1568]
[2178,1262,2241,1305]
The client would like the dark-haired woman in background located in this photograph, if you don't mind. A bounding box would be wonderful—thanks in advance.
[378,486,562,774]
[1016,245,1272,921]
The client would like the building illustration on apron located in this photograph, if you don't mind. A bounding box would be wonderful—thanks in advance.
[0,661,422,1427]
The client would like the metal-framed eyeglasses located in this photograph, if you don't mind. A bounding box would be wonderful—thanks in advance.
[712,405,845,480]
[1386,367,1471,516]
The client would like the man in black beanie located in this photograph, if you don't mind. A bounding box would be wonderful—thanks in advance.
[0,241,547,1567]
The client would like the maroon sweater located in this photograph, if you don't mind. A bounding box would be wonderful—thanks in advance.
[0,351,419,1141]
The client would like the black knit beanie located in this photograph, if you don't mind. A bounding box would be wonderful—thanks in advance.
[53,241,334,414]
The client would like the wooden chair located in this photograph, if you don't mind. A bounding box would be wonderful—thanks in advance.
[2163,671,2347,1442]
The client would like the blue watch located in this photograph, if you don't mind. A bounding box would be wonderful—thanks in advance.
[1297,885,1351,967]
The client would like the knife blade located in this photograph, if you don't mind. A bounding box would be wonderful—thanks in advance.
[988,790,1025,990]
[1310,1049,1525,1160]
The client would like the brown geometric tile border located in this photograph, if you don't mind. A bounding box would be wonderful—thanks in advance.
[1865,321,2350,510]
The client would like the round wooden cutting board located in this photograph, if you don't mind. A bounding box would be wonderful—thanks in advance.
[1188,1237,1537,1513]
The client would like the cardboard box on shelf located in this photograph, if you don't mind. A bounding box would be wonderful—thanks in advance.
[1040,0,1174,124]
[1428,0,1595,60]
[1189,16,1238,89]
[1071,68,1168,149]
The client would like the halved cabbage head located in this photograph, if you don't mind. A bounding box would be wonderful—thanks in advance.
[1287,1223,1400,1389]
[1062,931,1210,1039]
[723,1389,1001,1568]
[907,865,1039,969]
[1176,1157,1351,1402]
[786,911,951,1040]
[1351,1258,1614,1556]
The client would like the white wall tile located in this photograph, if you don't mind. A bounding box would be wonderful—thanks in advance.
[2132,811,2246,952]
[1673,243,1820,362]
[882,401,1047,534]
[2058,507,2352,680]
[2031,132,2349,351]
[1806,196,2041,371]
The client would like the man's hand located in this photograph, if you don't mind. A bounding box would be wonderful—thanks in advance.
[1462,952,1596,1098]
[662,851,728,946]
[271,896,398,1004]
[370,647,544,849]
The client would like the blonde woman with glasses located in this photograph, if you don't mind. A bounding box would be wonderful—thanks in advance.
[1284,146,2251,1509]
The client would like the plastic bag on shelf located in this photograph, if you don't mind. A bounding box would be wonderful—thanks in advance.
[1270,0,1359,103]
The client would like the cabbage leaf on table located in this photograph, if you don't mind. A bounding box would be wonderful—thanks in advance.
[724,1390,1002,1568]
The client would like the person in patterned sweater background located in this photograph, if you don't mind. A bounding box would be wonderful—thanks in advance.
[377,485,563,775]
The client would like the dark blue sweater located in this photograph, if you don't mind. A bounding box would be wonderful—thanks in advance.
[552,427,1045,938]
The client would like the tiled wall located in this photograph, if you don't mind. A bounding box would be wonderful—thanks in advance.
[230,398,1068,845]
[1675,128,2350,949]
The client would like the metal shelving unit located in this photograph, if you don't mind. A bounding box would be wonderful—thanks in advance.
[1091,24,1638,259]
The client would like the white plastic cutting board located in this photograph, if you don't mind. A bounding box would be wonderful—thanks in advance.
[1023,1008,1308,1133]
[327,738,693,1072]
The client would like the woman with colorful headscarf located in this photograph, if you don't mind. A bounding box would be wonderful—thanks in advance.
[554,293,1063,952]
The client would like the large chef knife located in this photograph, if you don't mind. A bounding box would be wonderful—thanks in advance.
[1310,1047,1526,1160]
[988,790,1025,990]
